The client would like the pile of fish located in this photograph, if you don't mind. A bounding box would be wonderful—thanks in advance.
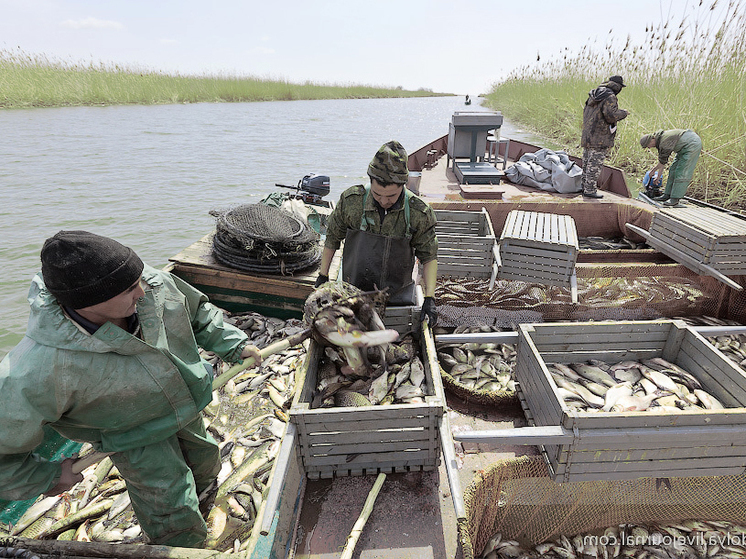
[548,357,725,413]
[479,520,746,558]
[305,281,426,407]
[436,324,517,393]
[578,236,645,251]
[3,454,140,544]
[677,315,746,372]
[1,310,306,554]
[435,276,709,311]
[312,333,428,407]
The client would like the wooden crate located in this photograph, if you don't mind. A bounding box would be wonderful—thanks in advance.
[498,210,578,287]
[649,207,746,275]
[435,207,499,289]
[515,319,746,482]
[290,322,445,480]
[383,285,423,334]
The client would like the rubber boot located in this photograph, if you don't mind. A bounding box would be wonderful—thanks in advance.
[663,198,683,208]
[582,190,603,199]
[653,194,670,202]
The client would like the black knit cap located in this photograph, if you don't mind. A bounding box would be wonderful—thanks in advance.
[41,230,144,309]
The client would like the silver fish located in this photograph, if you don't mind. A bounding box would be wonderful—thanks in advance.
[570,362,617,388]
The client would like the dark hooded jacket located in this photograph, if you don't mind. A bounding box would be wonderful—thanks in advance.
[581,81,629,149]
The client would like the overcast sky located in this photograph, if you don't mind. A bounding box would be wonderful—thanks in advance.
[1,0,689,95]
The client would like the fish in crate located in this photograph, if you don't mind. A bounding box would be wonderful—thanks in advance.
[304,281,427,407]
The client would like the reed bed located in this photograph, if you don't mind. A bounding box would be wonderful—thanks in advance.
[0,49,446,109]
[484,0,746,211]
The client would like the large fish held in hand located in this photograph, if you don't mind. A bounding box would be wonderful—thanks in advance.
[304,281,400,376]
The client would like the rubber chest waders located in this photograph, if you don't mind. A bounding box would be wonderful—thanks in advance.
[340,186,417,305]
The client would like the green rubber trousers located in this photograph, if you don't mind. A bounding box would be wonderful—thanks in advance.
[663,130,702,199]
[111,416,220,548]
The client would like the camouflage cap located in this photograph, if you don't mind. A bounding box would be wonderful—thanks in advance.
[367,140,409,185]
[640,133,653,148]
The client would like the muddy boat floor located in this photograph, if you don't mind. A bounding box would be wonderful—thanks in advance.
[292,395,538,559]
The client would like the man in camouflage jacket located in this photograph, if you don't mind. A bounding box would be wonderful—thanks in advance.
[314,141,439,325]
[580,75,629,199]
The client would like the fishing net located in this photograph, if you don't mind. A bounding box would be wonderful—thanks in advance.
[461,455,746,558]
[211,204,321,274]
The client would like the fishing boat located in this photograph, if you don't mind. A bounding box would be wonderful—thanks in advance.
[6,111,746,559]
[165,114,746,558]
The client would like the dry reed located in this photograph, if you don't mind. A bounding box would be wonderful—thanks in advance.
[484,0,746,210]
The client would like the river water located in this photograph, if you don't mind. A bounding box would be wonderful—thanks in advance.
[0,96,543,357]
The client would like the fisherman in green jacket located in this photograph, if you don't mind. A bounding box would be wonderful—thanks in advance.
[640,129,702,207]
[315,140,439,325]
[0,231,261,548]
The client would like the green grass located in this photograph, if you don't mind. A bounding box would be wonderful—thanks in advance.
[483,0,746,211]
[0,49,450,109]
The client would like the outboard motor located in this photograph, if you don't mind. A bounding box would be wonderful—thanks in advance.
[300,174,330,198]
[276,173,331,206]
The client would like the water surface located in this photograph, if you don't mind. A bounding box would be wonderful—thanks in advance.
[0,96,543,356]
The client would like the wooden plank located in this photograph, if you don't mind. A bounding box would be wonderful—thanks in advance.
[499,246,576,262]
[438,235,494,248]
[304,449,434,468]
[554,465,745,482]
[515,331,563,425]
[527,320,671,339]
[564,454,746,476]
[566,406,746,429]
[561,431,746,450]
[304,439,434,458]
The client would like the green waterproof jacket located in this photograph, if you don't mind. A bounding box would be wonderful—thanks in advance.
[649,129,687,165]
[324,184,438,264]
[0,265,248,501]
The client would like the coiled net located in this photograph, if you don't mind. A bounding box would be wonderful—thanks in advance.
[211,204,321,274]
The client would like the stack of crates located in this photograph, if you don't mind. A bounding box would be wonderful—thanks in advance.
[435,208,499,289]
[498,210,579,301]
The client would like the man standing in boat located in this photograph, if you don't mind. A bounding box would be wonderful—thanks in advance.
[580,75,629,199]
[315,140,439,326]
[0,230,262,548]
[639,129,702,208]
